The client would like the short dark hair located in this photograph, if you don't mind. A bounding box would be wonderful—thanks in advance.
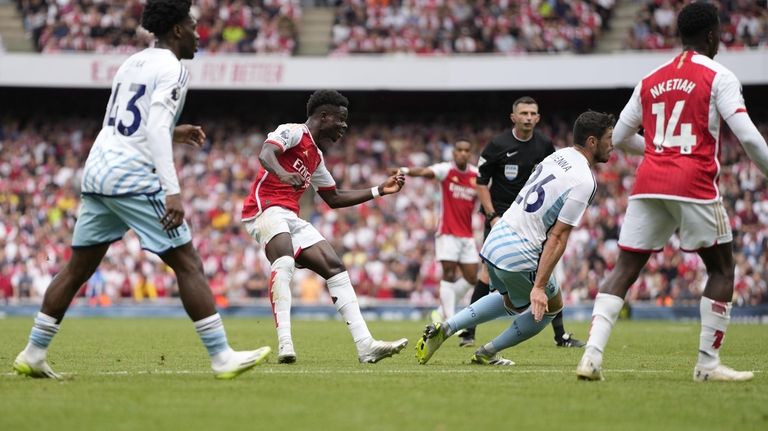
[573,111,615,147]
[306,90,349,117]
[513,96,538,111]
[141,0,191,37]
[677,2,719,43]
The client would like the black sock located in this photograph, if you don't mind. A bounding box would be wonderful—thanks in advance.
[551,310,565,340]
[463,281,490,338]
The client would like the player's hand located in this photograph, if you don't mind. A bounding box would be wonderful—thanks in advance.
[278,172,305,190]
[381,173,406,195]
[530,286,549,322]
[162,194,185,231]
[173,124,206,148]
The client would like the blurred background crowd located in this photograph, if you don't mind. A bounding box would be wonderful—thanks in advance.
[2,113,766,308]
[12,0,767,55]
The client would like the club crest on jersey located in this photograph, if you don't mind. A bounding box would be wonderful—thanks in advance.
[171,86,181,101]
[504,164,518,180]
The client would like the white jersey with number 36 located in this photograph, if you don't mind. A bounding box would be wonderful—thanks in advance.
[481,147,596,272]
[81,48,189,196]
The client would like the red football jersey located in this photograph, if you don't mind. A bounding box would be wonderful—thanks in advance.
[620,51,747,203]
[242,123,335,219]
[431,162,478,238]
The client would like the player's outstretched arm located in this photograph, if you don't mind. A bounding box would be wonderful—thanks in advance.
[317,172,406,209]
[612,118,645,156]
[727,112,768,176]
[530,220,573,322]
[395,166,436,179]
[173,125,206,148]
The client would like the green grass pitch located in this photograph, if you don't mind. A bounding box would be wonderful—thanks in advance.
[0,317,765,431]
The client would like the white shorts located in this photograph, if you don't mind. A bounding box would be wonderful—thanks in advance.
[243,206,325,257]
[435,234,480,264]
[618,198,732,252]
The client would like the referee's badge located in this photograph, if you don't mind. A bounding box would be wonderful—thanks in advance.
[504,164,518,180]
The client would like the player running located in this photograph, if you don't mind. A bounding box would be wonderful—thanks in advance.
[13,0,270,380]
[577,2,765,382]
[242,89,408,364]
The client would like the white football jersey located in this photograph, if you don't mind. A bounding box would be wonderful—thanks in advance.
[481,147,596,272]
[81,48,189,195]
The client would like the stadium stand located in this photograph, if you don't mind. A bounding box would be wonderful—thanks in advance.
[624,0,768,50]
[1,116,766,307]
[330,0,614,55]
[13,0,301,54]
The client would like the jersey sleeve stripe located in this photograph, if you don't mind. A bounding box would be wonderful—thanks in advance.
[317,186,336,191]
[265,139,285,151]
[734,107,747,114]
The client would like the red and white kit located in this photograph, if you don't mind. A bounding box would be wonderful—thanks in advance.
[242,123,335,255]
[430,162,479,263]
[617,51,746,251]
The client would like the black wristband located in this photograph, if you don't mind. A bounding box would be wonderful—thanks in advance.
[484,211,498,219]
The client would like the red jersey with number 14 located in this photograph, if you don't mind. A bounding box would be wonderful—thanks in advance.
[430,162,478,238]
[619,50,747,203]
[242,123,336,220]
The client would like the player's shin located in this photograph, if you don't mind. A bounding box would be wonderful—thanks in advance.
[270,256,296,345]
[326,271,373,351]
[439,280,457,319]
[585,293,624,357]
[697,297,731,369]
[452,278,473,300]
[446,293,509,337]
[485,308,556,352]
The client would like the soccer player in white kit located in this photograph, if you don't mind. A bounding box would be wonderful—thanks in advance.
[242,90,408,364]
[13,0,270,380]
[416,111,615,366]
[577,2,767,382]
[397,140,480,323]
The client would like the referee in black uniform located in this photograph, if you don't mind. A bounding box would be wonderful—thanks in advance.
[461,96,585,348]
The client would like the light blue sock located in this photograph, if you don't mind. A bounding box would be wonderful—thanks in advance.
[486,310,556,352]
[28,312,59,349]
[194,313,230,357]
[445,293,510,336]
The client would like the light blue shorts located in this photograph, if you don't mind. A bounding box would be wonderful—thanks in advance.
[72,192,192,254]
[487,265,560,309]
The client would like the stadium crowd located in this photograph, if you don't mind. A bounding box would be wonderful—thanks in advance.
[624,0,768,50]
[330,0,614,55]
[1,115,767,308]
[14,0,300,54]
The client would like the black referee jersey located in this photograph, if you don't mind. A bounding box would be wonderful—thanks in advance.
[477,129,555,215]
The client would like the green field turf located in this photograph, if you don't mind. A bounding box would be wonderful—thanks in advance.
[0,317,765,431]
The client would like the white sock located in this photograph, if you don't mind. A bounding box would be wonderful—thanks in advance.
[452,278,473,303]
[326,271,373,351]
[697,297,731,369]
[439,280,457,319]
[270,256,295,344]
[586,293,624,357]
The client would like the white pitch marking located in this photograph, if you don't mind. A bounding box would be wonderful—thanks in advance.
[1,368,720,377]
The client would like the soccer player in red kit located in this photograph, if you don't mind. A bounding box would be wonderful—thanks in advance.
[242,90,408,364]
[398,140,480,323]
[577,2,768,382]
